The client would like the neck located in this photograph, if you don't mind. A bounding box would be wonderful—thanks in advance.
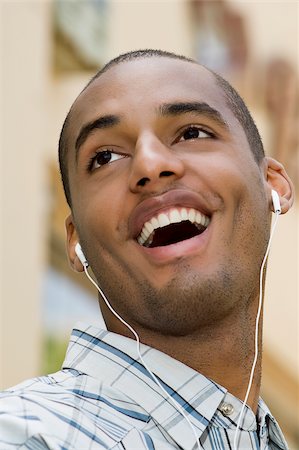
[104,298,263,414]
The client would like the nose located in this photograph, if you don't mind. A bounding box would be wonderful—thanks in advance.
[128,134,185,193]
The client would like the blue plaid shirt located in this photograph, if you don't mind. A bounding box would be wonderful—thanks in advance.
[0,323,288,449]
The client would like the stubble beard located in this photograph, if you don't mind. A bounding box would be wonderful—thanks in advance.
[97,256,260,337]
[94,203,269,338]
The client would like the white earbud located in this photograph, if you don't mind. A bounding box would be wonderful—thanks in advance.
[271,189,281,214]
[75,243,89,267]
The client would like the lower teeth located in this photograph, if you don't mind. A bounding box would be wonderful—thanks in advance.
[143,235,153,248]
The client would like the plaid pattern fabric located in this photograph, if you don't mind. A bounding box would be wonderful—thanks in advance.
[0,322,288,449]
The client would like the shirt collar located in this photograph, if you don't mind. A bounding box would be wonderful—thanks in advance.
[258,399,289,449]
[62,322,287,450]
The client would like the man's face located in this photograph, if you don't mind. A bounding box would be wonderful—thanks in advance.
[66,58,270,335]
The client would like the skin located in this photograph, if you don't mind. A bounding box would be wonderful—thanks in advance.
[65,57,293,413]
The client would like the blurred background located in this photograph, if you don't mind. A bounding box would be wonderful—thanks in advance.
[0,0,298,446]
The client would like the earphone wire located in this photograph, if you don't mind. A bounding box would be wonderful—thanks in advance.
[233,211,280,450]
[80,205,280,450]
[83,265,203,450]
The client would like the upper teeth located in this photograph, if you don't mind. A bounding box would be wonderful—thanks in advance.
[137,207,210,246]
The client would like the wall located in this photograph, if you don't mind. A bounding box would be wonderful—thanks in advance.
[0,2,297,436]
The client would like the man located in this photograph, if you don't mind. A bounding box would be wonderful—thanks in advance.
[0,50,293,449]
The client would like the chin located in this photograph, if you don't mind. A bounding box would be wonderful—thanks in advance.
[132,266,244,334]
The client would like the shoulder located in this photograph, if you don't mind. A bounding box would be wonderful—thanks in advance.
[0,370,79,448]
[0,369,84,421]
[0,369,150,449]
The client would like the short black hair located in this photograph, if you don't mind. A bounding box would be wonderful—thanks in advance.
[58,49,264,207]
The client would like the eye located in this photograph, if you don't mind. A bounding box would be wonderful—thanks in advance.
[88,149,127,172]
[178,126,213,142]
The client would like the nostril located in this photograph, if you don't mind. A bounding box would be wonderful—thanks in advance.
[160,171,175,177]
[137,171,175,187]
[137,177,150,187]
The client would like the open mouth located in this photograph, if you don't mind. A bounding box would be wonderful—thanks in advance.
[137,207,210,248]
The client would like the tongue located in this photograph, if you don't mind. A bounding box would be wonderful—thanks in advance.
[149,221,203,248]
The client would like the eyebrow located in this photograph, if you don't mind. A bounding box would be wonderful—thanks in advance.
[75,115,120,159]
[159,101,229,129]
[75,102,228,160]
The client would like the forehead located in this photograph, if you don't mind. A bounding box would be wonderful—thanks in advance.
[74,58,225,114]
[81,58,218,101]
[68,57,241,147]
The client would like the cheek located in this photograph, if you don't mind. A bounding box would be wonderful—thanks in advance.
[186,152,248,208]
[74,179,130,253]
[189,148,262,199]
[186,152,267,244]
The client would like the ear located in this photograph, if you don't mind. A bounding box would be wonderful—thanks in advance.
[65,214,85,272]
[264,157,294,214]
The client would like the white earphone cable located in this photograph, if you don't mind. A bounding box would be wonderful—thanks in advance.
[83,265,203,450]
[233,211,280,450]
[80,201,280,450]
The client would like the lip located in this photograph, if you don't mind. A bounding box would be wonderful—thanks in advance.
[129,188,213,239]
